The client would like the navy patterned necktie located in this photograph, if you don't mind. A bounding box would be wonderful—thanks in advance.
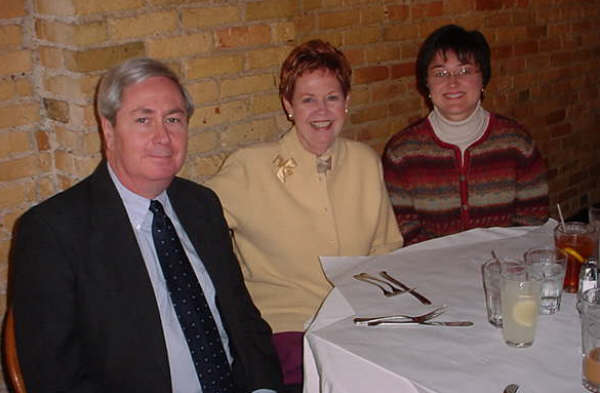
[149,200,234,393]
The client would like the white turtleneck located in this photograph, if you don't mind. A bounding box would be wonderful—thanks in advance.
[428,101,490,164]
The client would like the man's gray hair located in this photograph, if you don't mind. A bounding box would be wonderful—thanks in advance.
[97,57,194,126]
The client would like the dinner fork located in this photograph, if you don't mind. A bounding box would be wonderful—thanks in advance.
[379,271,432,305]
[353,273,410,297]
[353,304,447,325]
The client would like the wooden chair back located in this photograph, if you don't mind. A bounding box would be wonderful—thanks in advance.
[4,307,27,393]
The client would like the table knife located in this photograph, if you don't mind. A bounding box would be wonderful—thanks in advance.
[380,271,432,305]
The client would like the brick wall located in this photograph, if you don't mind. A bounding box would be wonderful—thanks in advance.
[1,0,599,389]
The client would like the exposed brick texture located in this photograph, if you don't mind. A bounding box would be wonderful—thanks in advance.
[108,11,178,40]
[181,6,241,29]
[0,1,599,391]
[43,98,70,123]
[215,24,271,49]
[36,19,108,46]
[64,42,145,72]
[0,0,26,18]
[147,33,211,59]
[0,50,32,76]
[0,25,23,48]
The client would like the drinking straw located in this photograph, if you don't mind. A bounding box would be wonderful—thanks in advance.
[557,203,566,231]
[491,250,502,263]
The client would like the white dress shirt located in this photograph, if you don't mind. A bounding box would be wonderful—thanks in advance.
[108,164,232,393]
[108,164,276,393]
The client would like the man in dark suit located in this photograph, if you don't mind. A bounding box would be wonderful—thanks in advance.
[11,58,282,393]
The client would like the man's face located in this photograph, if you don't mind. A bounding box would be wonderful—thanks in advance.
[101,76,189,198]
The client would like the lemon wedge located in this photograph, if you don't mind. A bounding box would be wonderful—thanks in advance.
[512,298,537,327]
[561,247,585,263]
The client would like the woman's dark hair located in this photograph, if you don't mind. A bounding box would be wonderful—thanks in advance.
[416,24,491,98]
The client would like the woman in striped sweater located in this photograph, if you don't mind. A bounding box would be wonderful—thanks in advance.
[383,24,549,245]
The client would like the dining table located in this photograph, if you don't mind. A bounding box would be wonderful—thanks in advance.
[303,220,582,393]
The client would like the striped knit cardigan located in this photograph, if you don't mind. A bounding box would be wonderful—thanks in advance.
[382,113,549,245]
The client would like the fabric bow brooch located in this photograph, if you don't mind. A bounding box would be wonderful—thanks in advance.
[273,154,297,183]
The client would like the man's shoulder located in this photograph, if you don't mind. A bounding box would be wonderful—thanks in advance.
[22,172,95,221]
[172,176,213,193]
[170,176,220,204]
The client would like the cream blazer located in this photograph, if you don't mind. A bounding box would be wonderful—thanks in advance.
[205,129,403,332]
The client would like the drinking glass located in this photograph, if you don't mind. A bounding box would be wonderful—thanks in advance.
[524,247,567,314]
[481,259,502,327]
[579,288,600,392]
[501,263,542,348]
[554,222,598,293]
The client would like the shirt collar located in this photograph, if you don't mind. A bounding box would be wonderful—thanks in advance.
[107,162,168,229]
[429,101,489,147]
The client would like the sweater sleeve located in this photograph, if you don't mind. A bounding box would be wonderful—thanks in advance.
[512,135,550,226]
[382,136,430,245]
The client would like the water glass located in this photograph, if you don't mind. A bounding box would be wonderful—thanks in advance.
[501,263,542,348]
[579,288,600,392]
[524,247,567,314]
[482,259,502,327]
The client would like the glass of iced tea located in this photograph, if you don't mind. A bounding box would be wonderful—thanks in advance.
[554,222,598,293]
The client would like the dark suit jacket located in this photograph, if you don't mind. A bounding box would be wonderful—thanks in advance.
[11,162,282,393]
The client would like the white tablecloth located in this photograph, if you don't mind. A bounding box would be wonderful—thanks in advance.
[303,220,581,393]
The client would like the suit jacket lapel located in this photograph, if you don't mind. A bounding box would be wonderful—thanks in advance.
[167,180,222,285]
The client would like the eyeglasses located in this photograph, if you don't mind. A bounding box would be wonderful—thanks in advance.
[428,66,480,82]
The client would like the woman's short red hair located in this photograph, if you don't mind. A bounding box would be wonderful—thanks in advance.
[279,39,352,103]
